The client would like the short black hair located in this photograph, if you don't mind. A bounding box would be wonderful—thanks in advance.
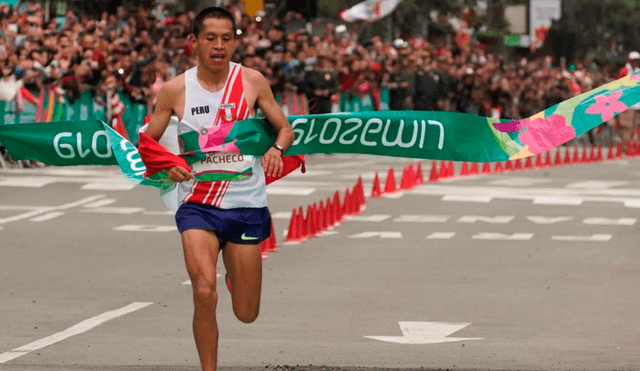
[192,7,237,38]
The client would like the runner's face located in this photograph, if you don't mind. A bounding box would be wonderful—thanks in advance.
[193,18,236,73]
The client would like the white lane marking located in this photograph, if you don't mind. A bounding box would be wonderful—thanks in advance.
[0,205,42,211]
[534,197,583,205]
[411,184,640,205]
[113,225,177,232]
[0,177,56,188]
[442,195,492,203]
[488,178,553,187]
[364,321,483,345]
[395,215,451,223]
[0,302,152,364]
[30,212,65,222]
[271,211,293,219]
[565,180,629,189]
[0,195,106,225]
[266,187,315,196]
[624,200,640,208]
[552,234,612,242]
[527,216,574,224]
[348,231,403,239]
[383,192,405,199]
[344,214,390,222]
[81,207,144,215]
[319,230,340,236]
[426,232,456,240]
[457,215,514,224]
[583,218,636,226]
[81,182,137,191]
[82,199,117,208]
[472,233,533,240]
[142,210,175,216]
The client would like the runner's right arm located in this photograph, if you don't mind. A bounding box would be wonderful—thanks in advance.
[145,77,194,183]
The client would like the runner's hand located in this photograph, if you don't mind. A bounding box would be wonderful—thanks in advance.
[167,166,194,182]
[262,147,284,178]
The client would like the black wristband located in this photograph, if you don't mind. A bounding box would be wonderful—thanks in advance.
[271,143,284,156]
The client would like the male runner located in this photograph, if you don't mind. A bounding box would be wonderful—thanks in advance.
[144,7,294,371]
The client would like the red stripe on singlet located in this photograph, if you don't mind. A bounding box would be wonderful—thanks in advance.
[206,65,242,206]
[186,64,238,204]
[213,85,252,207]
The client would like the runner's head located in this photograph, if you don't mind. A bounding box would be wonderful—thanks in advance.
[190,7,237,73]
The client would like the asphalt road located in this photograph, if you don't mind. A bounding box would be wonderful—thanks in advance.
[1,153,639,371]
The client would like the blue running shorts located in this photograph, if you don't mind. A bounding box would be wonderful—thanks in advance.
[175,202,271,246]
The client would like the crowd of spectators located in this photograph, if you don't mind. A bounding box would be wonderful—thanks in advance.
[0,0,628,140]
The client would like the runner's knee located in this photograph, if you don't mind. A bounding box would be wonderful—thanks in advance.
[233,304,259,323]
[192,281,218,310]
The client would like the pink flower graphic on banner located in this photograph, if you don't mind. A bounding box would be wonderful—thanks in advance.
[198,122,240,153]
[519,114,575,154]
[585,91,628,122]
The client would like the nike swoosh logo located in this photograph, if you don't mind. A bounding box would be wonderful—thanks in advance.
[241,233,259,241]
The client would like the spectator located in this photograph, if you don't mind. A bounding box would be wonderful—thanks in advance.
[303,54,339,115]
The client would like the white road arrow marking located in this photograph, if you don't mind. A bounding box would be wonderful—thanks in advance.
[364,321,483,344]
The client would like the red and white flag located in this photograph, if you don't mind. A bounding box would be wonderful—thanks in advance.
[340,0,403,23]
[107,90,129,140]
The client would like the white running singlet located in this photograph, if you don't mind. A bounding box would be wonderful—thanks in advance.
[177,63,268,209]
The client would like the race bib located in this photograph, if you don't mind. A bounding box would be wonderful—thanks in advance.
[191,152,254,181]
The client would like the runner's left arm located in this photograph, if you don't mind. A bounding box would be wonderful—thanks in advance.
[252,69,295,178]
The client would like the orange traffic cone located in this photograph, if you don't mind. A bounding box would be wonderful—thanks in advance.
[460,162,470,176]
[494,161,504,173]
[429,162,440,182]
[384,168,397,193]
[415,163,425,185]
[371,172,382,198]
[470,162,479,175]
[481,162,492,174]
[285,208,301,243]
[514,159,523,171]
[525,156,533,169]
[504,160,513,172]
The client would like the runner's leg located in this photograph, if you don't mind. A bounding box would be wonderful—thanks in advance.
[181,229,221,371]
[222,243,262,323]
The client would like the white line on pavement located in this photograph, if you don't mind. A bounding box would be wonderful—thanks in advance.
[81,182,137,191]
[113,225,177,232]
[472,233,534,240]
[82,199,117,208]
[534,197,583,205]
[81,207,144,214]
[426,232,456,240]
[552,234,612,242]
[0,205,43,211]
[0,195,106,225]
[142,210,175,216]
[29,212,65,222]
[0,302,152,364]
[442,195,492,203]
